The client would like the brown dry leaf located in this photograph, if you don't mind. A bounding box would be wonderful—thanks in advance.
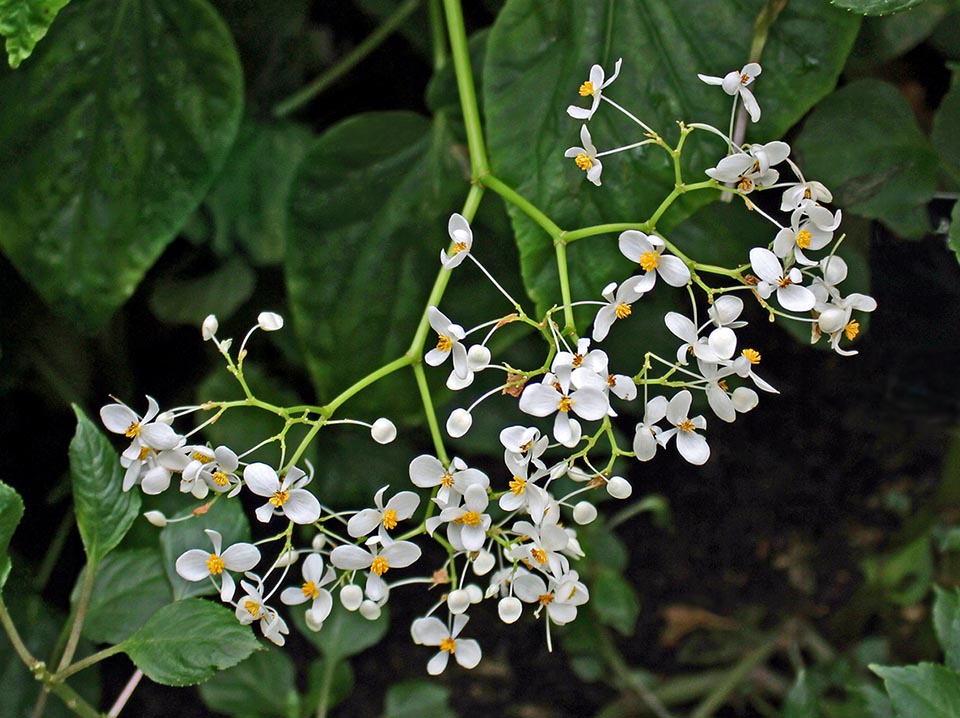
[660,604,739,647]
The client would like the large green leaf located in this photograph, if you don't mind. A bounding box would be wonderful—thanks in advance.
[483,0,860,317]
[120,598,260,686]
[871,663,960,717]
[305,658,355,714]
[934,586,960,670]
[592,567,640,636]
[830,0,930,15]
[0,0,243,328]
[932,67,960,189]
[70,405,141,566]
[199,647,297,718]
[0,0,69,67]
[794,79,939,239]
[0,481,23,590]
[286,110,468,417]
[295,601,389,661]
[382,680,457,718]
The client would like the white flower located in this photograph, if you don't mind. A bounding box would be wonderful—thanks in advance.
[707,295,748,329]
[347,485,420,540]
[441,213,473,269]
[409,455,489,506]
[201,314,219,341]
[633,395,668,461]
[280,553,336,631]
[697,360,759,423]
[657,390,710,465]
[424,307,469,380]
[705,141,789,192]
[592,278,647,342]
[434,484,491,552]
[235,578,289,646]
[507,520,570,579]
[100,395,185,492]
[244,463,322,525]
[749,247,816,312]
[813,293,877,356]
[781,180,832,212]
[175,529,260,602]
[512,570,590,625]
[499,426,549,472]
[773,202,842,266]
[567,58,622,121]
[731,348,778,394]
[180,445,241,499]
[698,62,762,122]
[664,312,738,365]
[330,539,422,602]
[564,125,603,186]
[411,614,482,675]
[518,363,609,448]
[618,231,690,290]
[257,311,284,331]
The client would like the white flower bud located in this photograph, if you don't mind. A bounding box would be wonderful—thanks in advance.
[257,311,284,331]
[370,417,397,444]
[573,501,598,525]
[311,534,327,553]
[359,600,381,620]
[467,344,491,371]
[201,314,219,341]
[465,584,483,604]
[305,609,324,632]
[606,476,632,499]
[218,338,233,353]
[447,589,471,615]
[472,549,495,576]
[143,510,167,527]
[340,584,363,611]
[567,465,592,482]
[498,596,522,624]
[273,549,299,568]
[446,408,473,438]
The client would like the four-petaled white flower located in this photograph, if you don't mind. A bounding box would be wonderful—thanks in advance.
[698,62,762,121]
[411,614,482,675]
[705,141,789,193]
[409,455,489,507]
[244,463,322,525]
[565,125,603,186]
[235,578,289,646]
[441,213,474,270]
[512,570,590,625]
[657,390,710,465]
[749,247,816,312]
[518,363,609,448]
[100,395,186,493]
[433,483,491,552]
[280,553,336,631]
[425,307,469,381]
[180,445,242,499]
[618,230,691,290]
[566,58,623,121]
[175,529,260,602]
[633,395,668,462]
[773,202,842,266]
[330,539,422,601]
[348,485,421,540]
[592,278,647,342]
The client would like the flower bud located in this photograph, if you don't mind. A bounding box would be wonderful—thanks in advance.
[573,501,598,525]
[340,584,363,611]
[201,314,219,341]
[305,609,324,632]
[471,549,495,576]
[143,510,167,527]
[467,344,491,371]
[606,476,632,499]
[465,584,483,604]
[567,465,591,482]
[273,549,299,568]
[359,600,381,621]
[311,534,327,553]
[370,417,397,444]
[498,596,522,624]
[257,311,284,331]
[446,408,473,438]
[447,589,471,615]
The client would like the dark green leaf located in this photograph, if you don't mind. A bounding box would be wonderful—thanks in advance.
[305,658,355,714]
[149,255,256,326]
[950,201,960,263]
[830,0,929,15]
[846,2,954,70]
[0,480,24,590]
[0,0,244,328]
[592,568,640,636]
[199,646,297,718]
[483,0,860,317]
[784,669,820,718]
[0,0,69,67]
[382,680,457,718]
[286,111,469,417]
[577,517,628,573]
[932,68,960,188]
[934,586,960,670]
[861,534,933,605]
[295,600,389,661]
[871,662,960,717]
[159,497,251,600]
[121,598,261,686]
[70,405,141,566]
[794,79,939,238]
[74,548,171,644]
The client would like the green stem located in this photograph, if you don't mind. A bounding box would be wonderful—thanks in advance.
[428,0,447,71]
[554,241,576,335]
[34,507,74,592]
[441,0,488,175]
[479,174,562,239]
[597,625,675,718]
[273,0,422,118]
[315,656,338,718]
[54,644,124,683]
[413,363,448,464]
[56,560,97,672]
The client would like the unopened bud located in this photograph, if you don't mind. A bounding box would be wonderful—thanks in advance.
[370,417,397,444]
[573,501,598,524]
[340,584,363,611]
[359,600,381,621]
[447,589,471,615]
[606,476,632,499]
[446,408,472,438]
[472,549,495,576]
[257,311,284,331]
[467,344,491,371]
[143,510,167,527]
[201,315,219,341]
[498,596,522,624]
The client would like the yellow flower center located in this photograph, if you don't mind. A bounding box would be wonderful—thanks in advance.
[575,153,593,171]
[451,241,468,255]
[738,177,755,193]
[212,470,229,486]
[557,395,574,413]
[192,451,213,463]
[509,476,526,496]
[371,556,390,576]
[845,320,860,341]
[436,334,452,352]
[138,445,152,461]
[538,593,554,606]
[639,251,660,272]
[717,379,729,392]
[796,229,812,249]
[615,302,632,319]
[777,276,793,289]
[245,600,261,619]
[456,511,482,527]
[302,581,319,600]
[206,554,224,575]
[440,637,457,653]
[270,489,290,507]
[531,548,547,564]
[125,421,142,439]
[572,353,584,368]
[441,471,455,488]
[742,348,761,364]
[382,508,398,530]
[677,419,696,433]
[578,80,595,96]
[740,72,751,85]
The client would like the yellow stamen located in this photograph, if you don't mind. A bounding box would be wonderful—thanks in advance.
[125,422,142,439]
[538,593,554,606]
[269,489,289,507]
[301,581,319,600]
[845,320,860,341]
[244,600,260,619]
[436,334,452,352]
[206,554,224,575]
[606,373,617,388]
[578,80,594,96]
[451,241,468,255]
[738,177,755,193]
[718,379,729,392]
[796,229,812,249]
[440,471,455,488]
[440,637,457,653]
[212,470,230,486]
[639,250,660,272]
[138,446,152,461]
[574,153,593,171]
[382,508,398,530]
[572,353,584,368]
[741,72,751,84]
[191,451,214,463]
[615,302,632,319]
[509,476,526,496]
[531,548,548,564]
[677,419,696,433]
[371,556,390,576]
[557,395,574,413]
[778,276,793,288]
[456,511,481,527]
[742,348,761,364]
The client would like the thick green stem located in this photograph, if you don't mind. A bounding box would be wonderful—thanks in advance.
[441,0,488,175]
[315,656,337,718]
[413,363,448,464]
[480,174,562,239]
[55,644,124,683]
[273,0,421,118]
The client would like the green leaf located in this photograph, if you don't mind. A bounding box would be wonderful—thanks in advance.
[0,0,69,67]
[74,548,171,644]
[295,600,389,661]
[784,669,820,718]
[159,496,250,600]
[794,79,939,238]
[69,405,140,566]
[871,663,960,717]
[592,568,640,636]
[305,658,355,714]
[0,0,244,328]
[483,0,860,317]
[382,680,457,718]
[846,2,954,70]
[0,480,24,590]
[286,111,468,417]
[120,598,260,686]
[148,255,256,326]
[933,67,960,188]
[934,586,960,669]
[577,517,628,573]
[830,0,930,15]
[861,534,933,605]
[199,646,298,718]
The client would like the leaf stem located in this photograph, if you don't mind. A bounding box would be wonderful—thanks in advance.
[273,0,422,118]
[315,657,337,718]
[54,644,124,683]
[441,0,488,175]
[413,363,448,465]
[478,174,562,239]
[56,559,97,672]
[597,624,675,718]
